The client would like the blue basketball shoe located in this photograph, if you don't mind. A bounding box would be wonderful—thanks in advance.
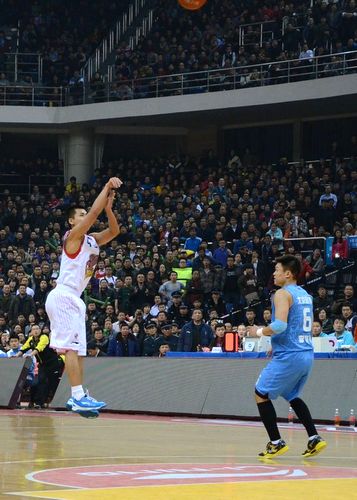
[66,397,74,411]
[66,397,99,418]
[66,392,106,411]
[71,394,106,413]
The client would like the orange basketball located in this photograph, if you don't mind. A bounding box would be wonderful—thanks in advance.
[178,0,207,11]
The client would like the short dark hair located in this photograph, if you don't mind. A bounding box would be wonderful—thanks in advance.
[341,302,352,309]
[334,316,346,325]
[67,206,82,224]
[276,255,301,279]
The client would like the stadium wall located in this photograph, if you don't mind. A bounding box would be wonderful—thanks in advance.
[0,358,32,408]
[49,358,357,422]
[1,74,357,182]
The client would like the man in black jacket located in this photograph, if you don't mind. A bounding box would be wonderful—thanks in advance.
[0,284,13,320]
[8,284,36,325]
[177,309,214,352]
[87,341,107,357]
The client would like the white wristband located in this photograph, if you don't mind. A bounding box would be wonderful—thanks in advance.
[256,328,264,337]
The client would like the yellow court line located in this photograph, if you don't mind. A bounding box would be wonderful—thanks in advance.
[11,479,357,500]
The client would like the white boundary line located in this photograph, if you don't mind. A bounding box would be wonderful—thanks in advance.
[1,453,357,466]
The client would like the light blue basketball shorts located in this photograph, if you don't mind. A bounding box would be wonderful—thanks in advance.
[255,350,314,402]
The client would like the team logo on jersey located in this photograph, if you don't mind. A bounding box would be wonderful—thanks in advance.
[85,254,99,278]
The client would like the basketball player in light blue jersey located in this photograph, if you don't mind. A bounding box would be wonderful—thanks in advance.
[248,255,327,458]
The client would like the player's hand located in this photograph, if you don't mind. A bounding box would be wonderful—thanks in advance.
[107,177,123,190]
[105,190,115,211]
[247,325,258,337]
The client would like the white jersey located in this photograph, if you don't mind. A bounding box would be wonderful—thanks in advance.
[57,232,100,296]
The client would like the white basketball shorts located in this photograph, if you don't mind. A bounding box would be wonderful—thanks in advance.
[45,284,87,356]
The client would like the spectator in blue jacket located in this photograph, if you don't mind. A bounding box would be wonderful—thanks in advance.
[177,309,214,352]
[184,227,202,253]
[107,324,139,356]
[233,231,253,255]
[320,317,356,348]
[213,239,232,267]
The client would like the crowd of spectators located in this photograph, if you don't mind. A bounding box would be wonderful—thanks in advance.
[3,0,126,85]
[0,139,356,371]
[0,0,130,105]
[1,0,357,104]
[107,0,357,100]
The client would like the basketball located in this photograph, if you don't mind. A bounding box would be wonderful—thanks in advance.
[178,0,207,11]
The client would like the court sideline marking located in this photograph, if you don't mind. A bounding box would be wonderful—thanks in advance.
[0,454,356,466]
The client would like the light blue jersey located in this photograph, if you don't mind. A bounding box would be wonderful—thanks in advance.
[271,284,313,355]
[256,283,314,401]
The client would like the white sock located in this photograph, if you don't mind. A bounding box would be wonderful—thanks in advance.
[308,434,319,441]
[271,439,281,445]
[71,385,85,400]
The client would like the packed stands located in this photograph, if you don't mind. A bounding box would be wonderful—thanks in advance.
[1,0,357,104]
[0,143,356,363]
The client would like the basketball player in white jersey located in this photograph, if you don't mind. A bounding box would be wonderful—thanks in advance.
[45,177,122,417]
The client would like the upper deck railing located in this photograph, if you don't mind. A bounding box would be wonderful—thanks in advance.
[0,50,355,106]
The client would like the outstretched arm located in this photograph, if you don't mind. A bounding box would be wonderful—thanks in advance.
[66,177,122,253]
[90,189,120,246]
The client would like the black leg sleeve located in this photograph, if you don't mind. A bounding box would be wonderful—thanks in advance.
[290,397,317,437]
[257,400,281,442]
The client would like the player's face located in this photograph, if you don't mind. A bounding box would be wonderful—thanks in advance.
[70,209,87,227]
[273,263,289,286]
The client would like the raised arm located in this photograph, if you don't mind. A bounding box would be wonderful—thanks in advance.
[90,190,120,246]
[66,177,122,252]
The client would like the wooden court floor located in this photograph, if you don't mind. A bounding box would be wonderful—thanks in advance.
[0,409,356,500]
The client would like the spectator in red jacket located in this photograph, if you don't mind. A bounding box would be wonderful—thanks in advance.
[296,253,313,284]
[332,229,348,259]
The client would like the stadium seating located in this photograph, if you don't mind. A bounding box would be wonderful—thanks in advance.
[0,146,356,358]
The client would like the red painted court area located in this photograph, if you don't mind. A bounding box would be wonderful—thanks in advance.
[27,463,357,489]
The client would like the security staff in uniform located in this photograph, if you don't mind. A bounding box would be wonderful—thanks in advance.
[167,291,184,321]
[155,322,178,352]
[142,322,159,356]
